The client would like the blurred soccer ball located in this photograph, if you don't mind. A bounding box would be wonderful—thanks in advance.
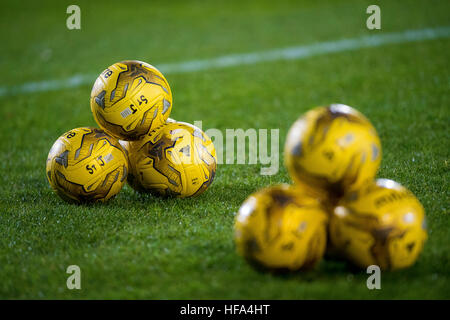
[90,60,172,141]
[329,179,427,270]
[234,184,329,271]
[46,127,128,203]
[121,121,217,198]
[284,104,382,199]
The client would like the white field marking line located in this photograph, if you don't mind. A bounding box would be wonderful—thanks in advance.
[1,26,449,98]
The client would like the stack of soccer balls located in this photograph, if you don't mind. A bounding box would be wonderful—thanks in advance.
[46,60,217,203]
[234,104,427,271]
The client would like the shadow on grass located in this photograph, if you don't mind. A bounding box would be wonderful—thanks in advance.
[94,182,255,211]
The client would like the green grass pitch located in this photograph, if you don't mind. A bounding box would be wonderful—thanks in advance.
[0,0,449,299]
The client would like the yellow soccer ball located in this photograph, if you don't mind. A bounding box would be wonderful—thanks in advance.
[121,121,217,198]
[234,184,329,271]
[90,60,172,141]
[46,127,128,203]
[284,104,382,199]
[329,179,427,270]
